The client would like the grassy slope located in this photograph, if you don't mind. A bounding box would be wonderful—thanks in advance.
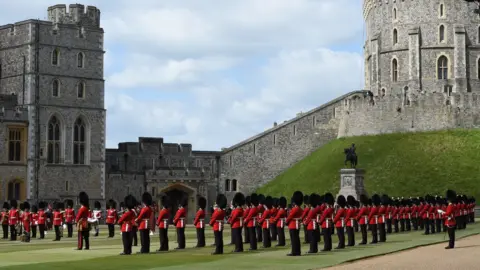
[257,129,480,199]
[0,224,479,270]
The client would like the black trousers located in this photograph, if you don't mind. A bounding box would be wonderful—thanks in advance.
[31,225,37,238]
[354,221,359,232]
[262,228,271,248]
[360,224,367,244]
[386,219,392,233]
[214,230,223,254]
[39,224,45,239]
[336,227,345,248]
[107,224,114,237]
[424,219,430,234]
[436,219,442,233]
[379,223,386,242]
[289,229,301,255]
[270,224,277,241]
[447,226,455,248]
[67,223,73,237]
[308,229,318,253]
[394,219,399,233]
[370,224,378,243]
[10,225,16,241]
[346,226,355,246]
[77,230,89,249]
[406,219,411,231]
[196,228,205,247]
[322,227,332,251]
[176,227,185,249]
[256,226,262,242]
[122,231,132,254]
[244,226,250,243]
[230,227,234,245]
[315,227,321,242]
[232,227,243,252]
[54,225,61,240]
[430,219,436,233]
[159,228,168,251]
[400,219,405,231]
[277,227,285,246]
[2,224,8,239]
[132,227,138,246]
[303,225,310,243]
[419,218,424,230]
[139,229,150,253]
[412,218,418,230]
[248,226,257,250]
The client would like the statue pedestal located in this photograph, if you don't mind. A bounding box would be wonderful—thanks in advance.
[337,169,368,200]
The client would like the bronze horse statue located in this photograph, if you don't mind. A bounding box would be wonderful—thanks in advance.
[344,148,357,168]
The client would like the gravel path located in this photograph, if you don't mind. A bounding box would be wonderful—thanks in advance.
[325,234,480,270]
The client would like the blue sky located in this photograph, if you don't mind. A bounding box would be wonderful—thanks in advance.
[1,0,365,150]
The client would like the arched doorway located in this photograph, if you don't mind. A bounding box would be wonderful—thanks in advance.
[159,183,197,224]
[7,178,25,202]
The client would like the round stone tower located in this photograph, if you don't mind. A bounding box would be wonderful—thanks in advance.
[363,0,480,98]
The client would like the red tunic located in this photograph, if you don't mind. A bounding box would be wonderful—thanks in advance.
[243,207,250,227]
[228,207,244,229]
[286,206,303,230]
[378,206,386,224]
[105,209,117,224]
[8,209,19,226]
[356,206,369,225]
[1,211,8,225]
[444,203,456,227]
[368,206,378,225]
[135,206,153,230]
[75,206,89,231]
[269,207,278,225]
[273,208,287,228]
[209,209,225,231]
[156,208,170,229]
[245,206,258,228]
[53,211,64,226]
[345,208,356,227]
[173,207,186,228]
[31,213,39,226]
[65,208,75,224]
[37,210,46,225]
[118,209,135,232]
[22,211,31,232]
[303,206,318,230]
[193,208,206,229]
[258,208,271,229]
[333,207,346,228]
[319,206,334,229]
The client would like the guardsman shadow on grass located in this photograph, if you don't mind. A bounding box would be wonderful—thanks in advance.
[229,192,245,253]
[75,191,90,250]
[194,197,207,248]
[210,193,227,255]
[156,195,170,252]
[286,190,303,256]
[136,192,153,254]
[118,194,136,255]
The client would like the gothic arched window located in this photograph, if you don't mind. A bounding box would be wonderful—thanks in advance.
[73,118,86,165]
[52,49,59,66]
[439,25,445,42]
[393,29,398,44]
[438,56,448,80]
[77,82,85,98]
[392,59,398,82]
[47,116,61,164]
[52,79,60,97]
[77,53,84,68]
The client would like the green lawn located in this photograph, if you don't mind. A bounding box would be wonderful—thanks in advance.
[0,223,479,270]
[257,129,480,199]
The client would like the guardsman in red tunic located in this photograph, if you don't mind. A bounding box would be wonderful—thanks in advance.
[398,199,405,232]
[194,197,207,248]
[301,194,311,244]
[405,199,412,231]
[135,192,153,254]
[37,202,46,239]
[21,202,31,242]
[356,194,369,245]
[8,200,19,241]
[369,194,381,244]
[156,195,170,252]
[421,195,431,235]
[319,192,334,252]
[272,197,287,247]
[242,196,251,244]
[378,195,387,242]
[286,191,304,256]
[411,199,418,231]
[118,195,135,255]
[259,196,273,248]
[345,196,356,246]
[210,194,227,255]
[75,191,90,250]
[31,205,38,238]
[229,192,245,252]
[131,204,139,247]
[64,200,74,238]
[173,197,187,250]
[1,202,9,239]
[444,190,457,249]
[428,197,436,234]
[256,194,265,243]
[106,199,117,238]
[435,197,442,233]
[333,195,347,249]
[52,202,64,241]
[269,198,278,241]
[304,193,319,254]
[244,193,259,251]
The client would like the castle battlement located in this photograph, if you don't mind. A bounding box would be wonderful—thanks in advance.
[47,4,100,28]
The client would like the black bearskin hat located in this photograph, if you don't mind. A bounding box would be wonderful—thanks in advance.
[273,198,279,208]
[179,195,188,207]
[38,201,45,209]
[2,202,9,209]
[78,191,89,207]
[23,201,30,210]
[258,194,266,205]
[19,202,24,210]
[108,199,116,209]
[381,194,390,205]
[304,194,310,205]
[310,194,319,207]
[198,197,207,209]
[10,200,17,208]
[119,202,125,209]
[372,194,381,206]
[347,195,356,207]
[94,201,101,209]
[324,192,334,206]
[250,193,259,206]
[279,197,287,208]
[60,202,65,209]
[125,195,135,209]
[265,196,274,209]
[245,196,251,207]
[66,199,74,208]
[446,190,456,202]
[31,205,38,212]
[292,191,304,206]
[319,195,325,204]
[161,195,170,208]
[142,192,153,206]
[233,192,245,207]
[336,195,347,208]
[216,194,227,209]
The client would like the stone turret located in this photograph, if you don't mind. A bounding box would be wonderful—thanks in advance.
[47,4,100,27]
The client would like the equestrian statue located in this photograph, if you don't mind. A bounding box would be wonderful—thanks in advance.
[344,143,357,168]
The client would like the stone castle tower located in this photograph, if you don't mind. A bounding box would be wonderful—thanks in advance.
[363,0,480,100]
[0,4,105,203]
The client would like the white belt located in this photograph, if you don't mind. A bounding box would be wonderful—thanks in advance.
[374,215,378,224]
[312,219,317,230]
[179,218,185,228]
[199,219,204,229]
[341,218,345,227]
[349,218,355,226]
[316,214,320,223]
[266,219,269,228]
[408,213,411,219]
[107,216,114,218]
[294,218,301,230]
[427,213,429,218]
[126,224,129,231]
[216,220,223,231]
[252,217,257,227]
[163,218,168,228]
[280,218,286,228]
[363,215,368,224]
[388,213,392,219]
[239,217,243,227]
[54,218,61,220]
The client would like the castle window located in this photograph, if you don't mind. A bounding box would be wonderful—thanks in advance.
[439,25,445,42]
[393,29,398,45]
[77,82,85,99]
[393,8,397,20]
[229,155,233,167]
[437,56,448,80]
[225,179,231,192]
[52,79,60,97]
[65,180,69,192]
[8,126,26,162]
[293,125,296,136]
[253,144,256,155]
[52,49,60,66]
[381,88,386,97]
[73,118,86,165]
[77,53,84,68]
[231,179,237,192]
[196,159,200,167]
[478,26,480,44]
[392,59,398,82]
[439,4,445,18]
[273,134,276,145]
[47,116,61,164]
[312,116,316,127]
[478,58,480,79]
